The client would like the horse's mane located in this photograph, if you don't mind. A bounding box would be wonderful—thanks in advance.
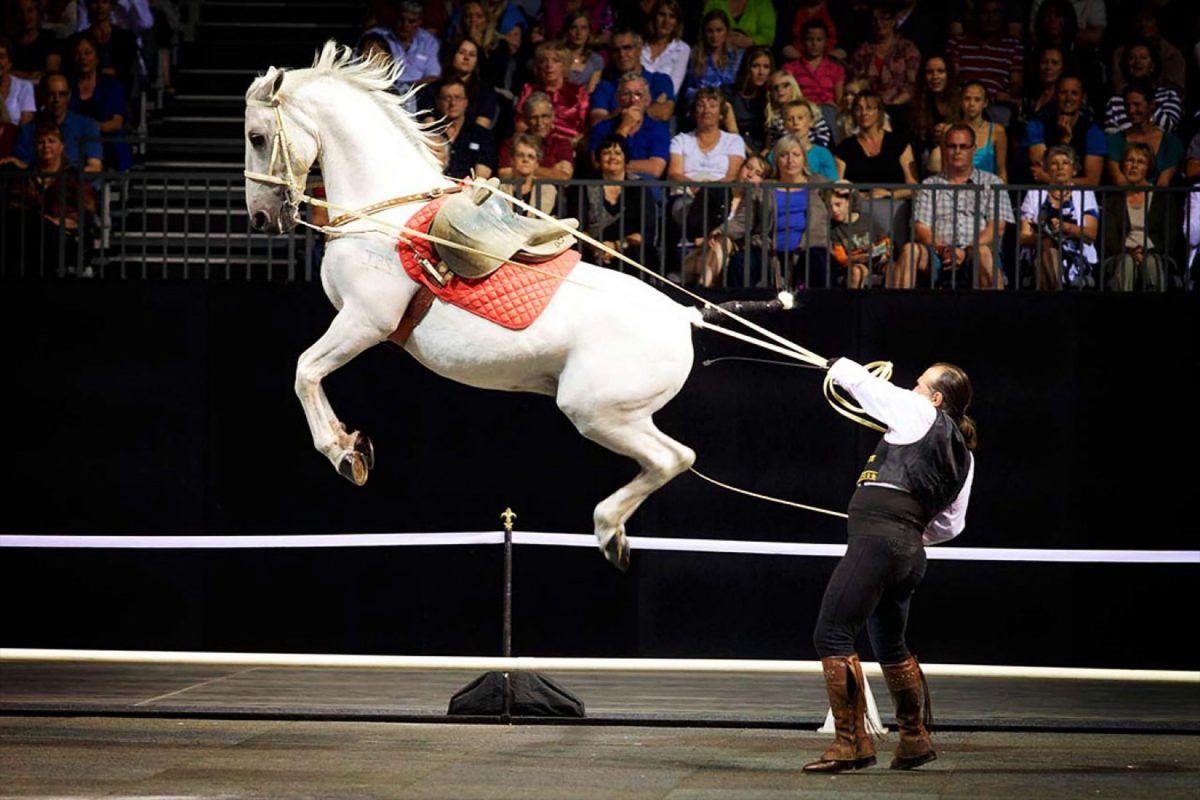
[247,40,444,171]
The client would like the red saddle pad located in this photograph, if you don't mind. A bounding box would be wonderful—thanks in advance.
[396,195,581,330]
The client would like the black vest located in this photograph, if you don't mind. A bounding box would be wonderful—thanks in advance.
[856,411,971,525]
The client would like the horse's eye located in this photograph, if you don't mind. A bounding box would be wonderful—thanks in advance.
[249,133,267,148]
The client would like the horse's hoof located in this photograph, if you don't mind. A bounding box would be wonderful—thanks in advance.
[337,451,369,486]
[602,532,631,572]
[352,432,375,470]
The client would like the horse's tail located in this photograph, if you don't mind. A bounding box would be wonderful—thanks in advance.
[696,291,795,325]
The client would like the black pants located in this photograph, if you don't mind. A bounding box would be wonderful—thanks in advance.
[813,487,927,664]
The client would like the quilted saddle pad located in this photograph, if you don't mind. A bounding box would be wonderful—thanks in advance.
[396,195,581,330]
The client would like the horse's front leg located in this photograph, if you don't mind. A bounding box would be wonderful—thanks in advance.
[296,307,390,485]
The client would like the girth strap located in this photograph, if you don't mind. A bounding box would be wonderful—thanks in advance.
[388,286,436,346]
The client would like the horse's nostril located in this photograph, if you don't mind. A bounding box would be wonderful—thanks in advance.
[252,210,269,231]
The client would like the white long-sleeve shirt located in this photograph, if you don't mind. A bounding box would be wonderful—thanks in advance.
[829,358,974,545]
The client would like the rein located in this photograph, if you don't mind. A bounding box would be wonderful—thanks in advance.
[244,92,896,518]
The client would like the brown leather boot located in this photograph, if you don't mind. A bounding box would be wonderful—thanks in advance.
[882,655,937,770]
[803,654,877,773]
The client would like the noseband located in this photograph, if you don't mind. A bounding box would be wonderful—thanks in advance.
[243,97,309,224]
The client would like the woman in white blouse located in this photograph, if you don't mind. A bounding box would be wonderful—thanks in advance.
[1019,145,1099,290]
[667,87,746,256]
[640,0,690,95]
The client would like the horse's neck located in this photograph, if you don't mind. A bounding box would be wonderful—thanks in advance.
[305,85,446,223]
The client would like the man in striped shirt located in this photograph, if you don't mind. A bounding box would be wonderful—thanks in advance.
[945,0,1022,109]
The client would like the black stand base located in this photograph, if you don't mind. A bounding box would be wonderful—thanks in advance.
[448,671,585,719]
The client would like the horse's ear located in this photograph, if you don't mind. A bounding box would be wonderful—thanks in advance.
[270,69,287,99]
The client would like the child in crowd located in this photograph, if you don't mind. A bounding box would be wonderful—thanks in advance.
[768,99,837,180]
[827,182,891,289]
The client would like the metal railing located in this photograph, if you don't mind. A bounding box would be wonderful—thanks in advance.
[3,168,1196,292]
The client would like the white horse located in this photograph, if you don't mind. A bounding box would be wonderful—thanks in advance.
[244,42,702,570]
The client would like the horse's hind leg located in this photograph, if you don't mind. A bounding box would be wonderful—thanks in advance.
[295,307,388,485]
[561,408,696,571]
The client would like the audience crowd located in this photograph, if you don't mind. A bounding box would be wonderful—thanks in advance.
[3,0,1198,289]
[3,0,180,271]
[358,0,1196,290]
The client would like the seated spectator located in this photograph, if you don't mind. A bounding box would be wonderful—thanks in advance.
[833,77,872,145]
[834,89,917,198]
[783,19,843,109]
[1025,74,1105,185]
[847,1,920,115]
[912,53,961,176]
[640,0,688,96]
[1029,0,1106,49]
[589,27,674,126]
[515,41,590,149]
[3,121,96,273]
[8,0,62,80]
[1109,5,1186,96]
[504,133,558,216]
[1103,39,1183,135]
[1101,143,1173,292]
[826,181,892,289]
[768,100,836,180]
[896,123,1013,289]
[449,0,524,55]
[763,70,802,153]
[1026,0,1104,102]
[70,0,139,91]
[68,34,131,170]
[701,0,775,50]
[450,0,513,89]
[1019,145,1099,290]
[667,88,746,263]
[1023,45,1066,122]
[961,80,1006,182]
[561,11,605,93]
[500,92,575,180]
[782,0,847,62]
[419,36,498,130]
[1104,81,1182,188]
[698,153,770,287]
[681,9,741,110]
[1,35,36,125]
[11,73,100,171]
[364,0,440,102]
[588,72,669,179]
[722,45,771,154]
[434,77,496,179]
[945,0,1023,114]
[771,133,831,289]
[543,0,613,45]
[579,133,657,269]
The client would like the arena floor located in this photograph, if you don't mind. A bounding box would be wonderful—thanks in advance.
[2,663,1198,798]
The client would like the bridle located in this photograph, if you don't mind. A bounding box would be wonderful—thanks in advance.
[243,96,310,226]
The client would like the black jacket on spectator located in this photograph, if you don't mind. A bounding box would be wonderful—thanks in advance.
[444,121,498,179]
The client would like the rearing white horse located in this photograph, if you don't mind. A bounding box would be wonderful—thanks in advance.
[244,42,702,570]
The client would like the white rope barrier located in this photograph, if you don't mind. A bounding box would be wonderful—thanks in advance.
[1,648,1194,683]
[2,532,1196,564]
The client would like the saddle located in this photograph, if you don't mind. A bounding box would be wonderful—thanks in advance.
[429,178,578,280]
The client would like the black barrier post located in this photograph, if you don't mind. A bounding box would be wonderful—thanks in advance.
[446,509,585,722]
[500,507,515,724]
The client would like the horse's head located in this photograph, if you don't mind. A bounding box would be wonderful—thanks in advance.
[244,67,320,234]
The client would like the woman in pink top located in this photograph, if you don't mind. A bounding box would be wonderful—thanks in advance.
[783,18,844,107]
[515,41,591,148]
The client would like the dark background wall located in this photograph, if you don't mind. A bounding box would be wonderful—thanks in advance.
[1,282,1196,669]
